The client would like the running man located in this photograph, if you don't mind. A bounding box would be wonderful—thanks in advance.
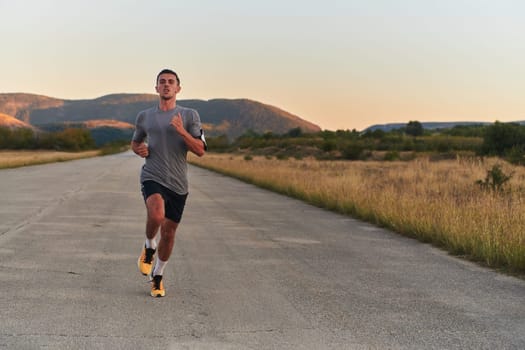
[131,68,206,297]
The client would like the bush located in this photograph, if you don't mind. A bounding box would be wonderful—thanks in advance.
[384,151,400,161]
[321,140,337,152]
[0,127,36,149]
[505,146,525,165]
[341,142,364,160]
[481,121,525,156]
[286,127,303,138]
[40,128,95,151]
[206,135,230,152]
[405,120,424,137]
[476,164,513,194]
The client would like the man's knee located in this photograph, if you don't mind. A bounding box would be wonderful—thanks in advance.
[147,212,164,226]
[146,194,164,224]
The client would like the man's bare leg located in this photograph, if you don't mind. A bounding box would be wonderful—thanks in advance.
[150,219,178,297]
[157,219,178,262]
[138,194,164,276]
[145,194,164,241]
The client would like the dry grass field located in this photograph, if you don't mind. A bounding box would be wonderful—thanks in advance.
[190,153,525,274]
[0,150,101,169]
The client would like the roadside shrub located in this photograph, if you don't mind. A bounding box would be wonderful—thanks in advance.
[321,139,337,152]
[505,146,525,166]
[205,135,230,152]
[341,142,364,160]
[384,151,400,161]
[481,121,525,156]
[476,164,513,194]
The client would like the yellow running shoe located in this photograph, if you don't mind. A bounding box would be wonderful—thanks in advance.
[151,275,165,297]
[138,246,155,276]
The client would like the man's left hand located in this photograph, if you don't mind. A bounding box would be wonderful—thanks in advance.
[170,113,185,135]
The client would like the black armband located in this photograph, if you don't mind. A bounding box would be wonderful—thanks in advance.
[196,129,207,151]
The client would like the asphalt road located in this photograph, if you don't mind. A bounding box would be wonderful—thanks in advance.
[0,151,524,350]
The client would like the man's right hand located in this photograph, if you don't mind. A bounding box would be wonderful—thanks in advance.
[132,142,149,158]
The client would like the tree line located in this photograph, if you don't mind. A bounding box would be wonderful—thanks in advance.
[2,121,525,164]
[0,127,95,151]
[0,125,135,152]
[206,121,525,165]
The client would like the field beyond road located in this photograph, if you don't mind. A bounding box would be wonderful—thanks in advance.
[0,150,101,169]
[190,153,525,275]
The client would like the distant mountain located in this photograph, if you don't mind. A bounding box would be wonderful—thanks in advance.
[0,112,33,129]
[0,93,321,139]
[364,121,525,132]
[183,98,321,139]
[82,119,134,129]
[0,94,64,124]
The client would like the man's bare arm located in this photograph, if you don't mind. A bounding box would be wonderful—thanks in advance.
[170,114,206,157]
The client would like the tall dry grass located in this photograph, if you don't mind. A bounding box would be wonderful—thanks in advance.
[190,154,525,274]
[0,150,101,169]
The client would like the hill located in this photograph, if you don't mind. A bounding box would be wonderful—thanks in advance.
[365,121,525,132]
[0,94,65,124]
[0,93,321,139]
[82,119,134,129]
[0,113,34,129]
[183,98,321,139]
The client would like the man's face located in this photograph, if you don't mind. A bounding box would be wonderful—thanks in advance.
[155,73,180,100]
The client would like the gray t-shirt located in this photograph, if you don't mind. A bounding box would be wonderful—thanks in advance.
[132,105,203,195]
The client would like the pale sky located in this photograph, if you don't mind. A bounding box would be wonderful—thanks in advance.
[1,0,524,131]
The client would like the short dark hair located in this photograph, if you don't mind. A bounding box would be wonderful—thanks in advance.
[156,69,180,85]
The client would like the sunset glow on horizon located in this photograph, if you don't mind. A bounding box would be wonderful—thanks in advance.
[1,0,524,131]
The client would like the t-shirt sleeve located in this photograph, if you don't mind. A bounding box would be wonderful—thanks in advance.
[132,112,147,143]
[188,110,203,137]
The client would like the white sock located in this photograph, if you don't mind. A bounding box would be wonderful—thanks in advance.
[153,258,168,276]
[145,238,157,250]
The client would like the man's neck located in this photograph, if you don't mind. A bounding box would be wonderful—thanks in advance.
[158,98,176,112]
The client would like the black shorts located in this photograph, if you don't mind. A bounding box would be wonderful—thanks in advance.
[141,180,188,223]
